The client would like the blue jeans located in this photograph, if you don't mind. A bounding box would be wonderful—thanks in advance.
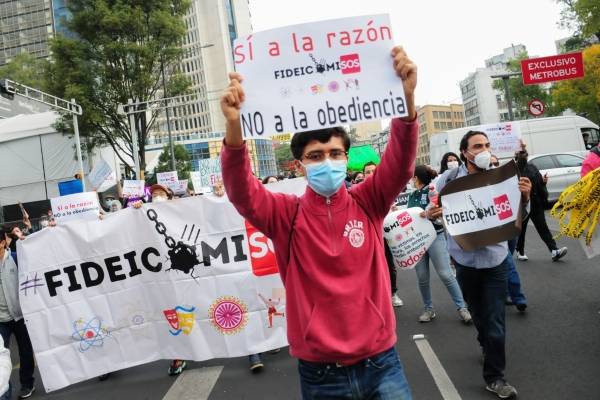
[455,258,508,384]
[415,233,466,310]
[506,238,527,305]
[298,347,412,399]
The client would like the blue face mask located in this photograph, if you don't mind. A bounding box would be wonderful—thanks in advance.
[303,159,347,198]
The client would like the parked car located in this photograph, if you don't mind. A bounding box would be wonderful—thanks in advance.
[528,153,584,203]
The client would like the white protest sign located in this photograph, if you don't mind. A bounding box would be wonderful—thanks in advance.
[481,122,522,156]
[580,217,600,259]
[171,180,188,195]
[18,179,308,392]
[439,162,522,250]
[51,192,101,223]
[383,207,437,270]
[192,159,222,190]
[122,180,145,197]
[157,171,178,187]
[234,14,406,137]
[87,159,113,189]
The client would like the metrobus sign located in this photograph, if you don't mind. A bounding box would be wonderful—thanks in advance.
[521,52,584,85]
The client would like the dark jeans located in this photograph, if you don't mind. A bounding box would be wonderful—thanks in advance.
[455,258,509,384]
[516,206,557,254]
[0,319,35,389]
[384,242,397,295]
[506,238,526,305]
[298,347,412,399]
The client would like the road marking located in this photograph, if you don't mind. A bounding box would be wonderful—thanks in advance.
[413,334,462,400]
[162,366,223,400]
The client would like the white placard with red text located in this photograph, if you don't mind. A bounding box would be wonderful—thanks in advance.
[481,122,522,155]
[383,207,437,270]
[157,171,178,187]
[122,180,146,198]
[441,176,520,236]
[234,14,406,137]
[50,192,101,223]
[18,180,306,392]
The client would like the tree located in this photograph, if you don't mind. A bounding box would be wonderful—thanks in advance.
[154,144,192,182]
[552,44,600,124]
[0,53,48,89]
[557,0,600,42]
[45,0,192,177]
[492,52,559,120]
[273,142,295,174]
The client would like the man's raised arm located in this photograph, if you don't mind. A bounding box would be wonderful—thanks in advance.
[219,73,297,237]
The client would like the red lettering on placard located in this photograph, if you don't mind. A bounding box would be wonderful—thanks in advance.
[493,194,513,221]
[245,221,279,276]
[340,53,361,74]
[396,211,413,227]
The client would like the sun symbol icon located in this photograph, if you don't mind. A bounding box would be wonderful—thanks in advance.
[208,296,248,335]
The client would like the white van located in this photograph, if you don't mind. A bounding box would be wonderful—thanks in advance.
[429,116,600,170]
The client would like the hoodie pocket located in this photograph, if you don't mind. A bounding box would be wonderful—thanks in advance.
[304,297,386,358]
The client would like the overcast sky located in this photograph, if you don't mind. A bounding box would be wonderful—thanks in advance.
[247,0,573,106]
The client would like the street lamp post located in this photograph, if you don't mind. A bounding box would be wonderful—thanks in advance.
[491,72,521,121]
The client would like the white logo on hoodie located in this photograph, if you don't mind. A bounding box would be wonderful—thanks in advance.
[344,220,365,248]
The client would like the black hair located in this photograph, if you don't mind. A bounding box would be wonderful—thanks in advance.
[414,165,437,186]
[352,171,364,182]
[290,127,350,160]
[459,130,488,163]
[439,152,462,174]
[362,161,377,173]
[261,175,278,184]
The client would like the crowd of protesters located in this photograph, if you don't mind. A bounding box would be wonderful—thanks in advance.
[1,44,596,400]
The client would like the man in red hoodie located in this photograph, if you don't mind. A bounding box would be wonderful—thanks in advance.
[220,46,418,399]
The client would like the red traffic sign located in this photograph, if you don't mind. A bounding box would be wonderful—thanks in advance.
[528,99,545,116]
[521,52,584,85]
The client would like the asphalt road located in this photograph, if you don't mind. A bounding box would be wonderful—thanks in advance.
[8,212,600,399]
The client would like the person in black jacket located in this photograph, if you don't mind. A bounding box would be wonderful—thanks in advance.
[514,150,567,261]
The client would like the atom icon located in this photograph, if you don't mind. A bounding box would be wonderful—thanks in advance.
[72,317,112,353]
[209,296,248,335]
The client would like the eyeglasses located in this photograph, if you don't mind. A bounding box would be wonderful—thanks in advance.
[302,149,348,163]
[490,161,500,167]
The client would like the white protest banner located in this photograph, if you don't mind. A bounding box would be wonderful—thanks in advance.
[481,122,522,156]
[157,171,178,187]
[87,159,113,189]
[51,192,101,223]
[234,14,406,138]
[122,180,145,198]
[439,161,522,251]
[383,207,437,270]
[18,180,307,392]
[190,171,204,193]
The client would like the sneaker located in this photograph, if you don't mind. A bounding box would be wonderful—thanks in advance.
[18,387,35,399]
[249,354,264,372]
[552,247,568,261]
[486,379,517,398]
[168,360,187,376]
[392,293,404,307]
[458,308,472,324]
[269,347,281,355]
[418,309,436,322]
[517,252,528,261]
[516,303,527,313]
[505,297,514,306]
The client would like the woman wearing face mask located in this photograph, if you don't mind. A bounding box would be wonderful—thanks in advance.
[407,166,472,323]
[439,152,462,174]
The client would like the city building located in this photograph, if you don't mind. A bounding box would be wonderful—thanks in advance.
[351,121,382,143]
[145,135,277,181]
[416,104,465,165]
[0,0,55,65]
[459,44,527,126]
[147,1,277,179]
[153,0,252,143]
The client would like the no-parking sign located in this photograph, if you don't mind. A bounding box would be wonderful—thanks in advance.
[528,99,545,117]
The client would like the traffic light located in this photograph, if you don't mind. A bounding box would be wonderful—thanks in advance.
[0,79,15,100]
